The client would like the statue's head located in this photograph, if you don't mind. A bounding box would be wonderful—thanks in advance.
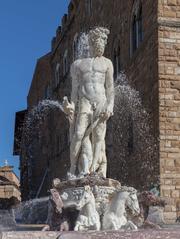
[88,27,110,57]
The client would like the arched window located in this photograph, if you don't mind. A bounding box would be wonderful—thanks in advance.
[73,33,79,61]
[56,134,60,155]
[113,46,121,79]
[44,84,51,99]
[85,0,92,16]
[63,50,68,76]
[130,1,143,56]
[128,115,134,154]
[55,63,60,87]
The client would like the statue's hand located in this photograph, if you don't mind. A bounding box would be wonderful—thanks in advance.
[62,96,75,121]
[100,111,113,122]
[90,164,97,173]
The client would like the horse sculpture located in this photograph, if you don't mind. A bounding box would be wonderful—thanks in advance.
[74,186,100,231]
[102,186,140,230]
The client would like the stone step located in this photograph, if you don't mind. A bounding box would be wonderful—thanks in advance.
[0,232,58,239]
[1,229,180,239]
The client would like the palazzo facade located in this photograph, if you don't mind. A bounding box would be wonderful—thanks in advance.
[14,0,180,223]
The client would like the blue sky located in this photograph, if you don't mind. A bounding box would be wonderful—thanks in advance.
[0,0,69,176]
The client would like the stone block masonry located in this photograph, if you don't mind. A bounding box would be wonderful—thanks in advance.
[158,0,180,223]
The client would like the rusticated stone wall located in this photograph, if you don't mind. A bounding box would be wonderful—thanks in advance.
[158,0,180,223]
[27,53,53,108]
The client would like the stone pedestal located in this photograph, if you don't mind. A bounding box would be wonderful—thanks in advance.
[57,176,121,216]
[46,175,121,231]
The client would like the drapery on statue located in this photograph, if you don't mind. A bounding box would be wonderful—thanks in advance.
[63,27,114,179]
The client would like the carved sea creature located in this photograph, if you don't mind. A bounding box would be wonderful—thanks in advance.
[74,186,100,231]
[102,186,140,230]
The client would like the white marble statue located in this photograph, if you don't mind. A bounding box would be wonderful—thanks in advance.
[102,186,140,230]
[63,27,114,178]
[74,186,100,231]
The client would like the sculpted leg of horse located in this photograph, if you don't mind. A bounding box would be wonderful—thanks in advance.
[102,186,140,230]
[74,186,100,231]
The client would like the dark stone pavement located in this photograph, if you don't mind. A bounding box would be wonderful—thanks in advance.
[1,228,180,239]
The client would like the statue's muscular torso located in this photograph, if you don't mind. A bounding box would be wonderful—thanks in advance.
[73,56,112,113]
[79,56,107,102]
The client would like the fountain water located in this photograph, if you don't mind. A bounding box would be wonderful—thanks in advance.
[76,32,90,59]
[110,72,159,190]
[20,100,65,199]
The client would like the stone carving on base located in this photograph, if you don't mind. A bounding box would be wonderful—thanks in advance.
[44,175,120,231]
[44,176,165,232]
[102,186,140,230]
[62,27,114,179]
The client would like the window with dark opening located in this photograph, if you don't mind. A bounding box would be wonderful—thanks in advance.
[85,0,92,16]
[55,63,60,88]
[113,46,121,79]
[131,2,143,55]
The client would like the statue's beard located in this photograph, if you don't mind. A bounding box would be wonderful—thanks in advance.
[94,46,104,56]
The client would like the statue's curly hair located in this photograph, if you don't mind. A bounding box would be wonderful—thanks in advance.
[88,27,110,42]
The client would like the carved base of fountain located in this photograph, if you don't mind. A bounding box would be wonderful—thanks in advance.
[54,174,121,213]
[45,175,121,231]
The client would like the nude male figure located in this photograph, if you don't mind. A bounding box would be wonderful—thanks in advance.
[63,27,114,178]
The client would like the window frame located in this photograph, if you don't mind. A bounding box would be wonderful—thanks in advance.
[130,0,143,57]
[63,50,68,76]
[55,63,60,88]
[85,0,93,16]
[73,33,79,61]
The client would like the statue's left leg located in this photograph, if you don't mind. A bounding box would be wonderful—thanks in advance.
[78,135,92,176]
[90,123,106,174]
[96,140,107,177]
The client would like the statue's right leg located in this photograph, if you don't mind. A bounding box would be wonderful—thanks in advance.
[70,113,90,176]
